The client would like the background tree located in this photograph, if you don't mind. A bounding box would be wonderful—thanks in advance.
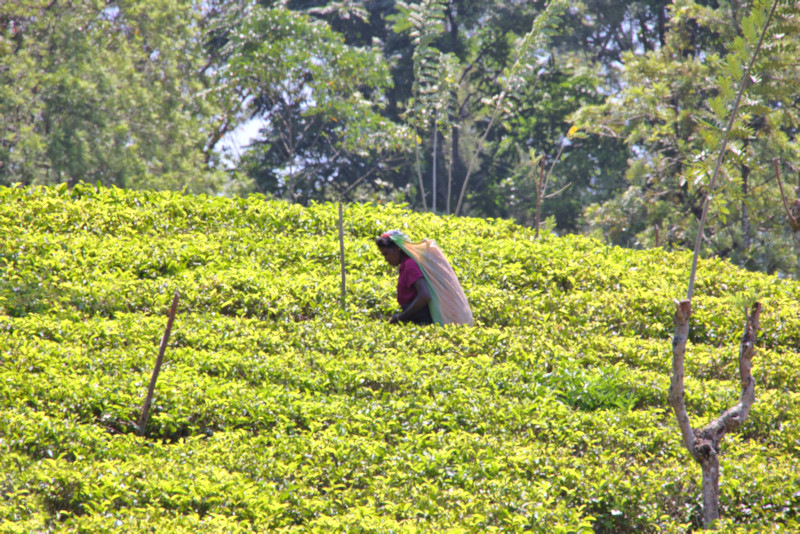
[384,0,575,216]
[390,0,460,213]
[476,57,628,231]
[0,0,224,192]
[572,0,800,275]
[667,4,779,526]
[775,160,800,274]
[219,1,648,227]
[6,0,800,281]
[207,2,408,204]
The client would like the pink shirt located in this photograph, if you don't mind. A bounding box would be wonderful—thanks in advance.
[397,256,424,307]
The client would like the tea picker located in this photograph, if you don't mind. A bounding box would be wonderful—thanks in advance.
[375,230,473,326]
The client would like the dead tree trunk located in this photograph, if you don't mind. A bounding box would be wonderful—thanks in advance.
[669,300,761,529]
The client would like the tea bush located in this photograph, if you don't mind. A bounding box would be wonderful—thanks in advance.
[1,184,798,532]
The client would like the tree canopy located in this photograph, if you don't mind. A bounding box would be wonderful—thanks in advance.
[3,0,800,276]
[0,0,225,192]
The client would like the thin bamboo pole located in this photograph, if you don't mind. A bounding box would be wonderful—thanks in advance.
[339,203,346,311]
[137,292,179,436]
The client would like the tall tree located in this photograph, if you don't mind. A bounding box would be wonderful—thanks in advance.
[553,0,669,72]
[253,1,644,227]
[207,2,408,203]
[0,0,224,191]
[571,0,800,275]
[474,57,628,231]
[390,0,459,212]
[385,0,574,216]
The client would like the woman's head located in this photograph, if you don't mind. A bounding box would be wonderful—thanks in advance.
[376,232,404,267]
[375,234,396,249]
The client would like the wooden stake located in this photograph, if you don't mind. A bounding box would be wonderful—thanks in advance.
[138,292,179,436]
[339,203,346,311]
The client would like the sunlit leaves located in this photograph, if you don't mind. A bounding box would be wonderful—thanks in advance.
[218,4,407,202]
[571,0,800,274]
[0,0,223,191]
[1,185,799,531]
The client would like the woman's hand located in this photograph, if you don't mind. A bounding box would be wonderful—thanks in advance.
[389,279,430,324]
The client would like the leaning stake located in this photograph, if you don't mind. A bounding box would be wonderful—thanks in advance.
[138,291,179,436]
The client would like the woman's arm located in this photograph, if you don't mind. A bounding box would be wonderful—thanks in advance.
[390,277,431,324]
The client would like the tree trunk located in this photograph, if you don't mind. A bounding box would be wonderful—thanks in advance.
[701,457,720,526]
[657,0,668,48]
[432,118,438,213]
[670,300,761,529]
[446,127,453,215]
[669,300,696,452]
[534,162,545,239]
[450,122,465,214]
[413,127,428,212]
[445,2,462,216]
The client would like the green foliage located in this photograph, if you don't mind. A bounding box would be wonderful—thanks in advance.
[484,63,628,232]
[0,0,224,192]
[572,0,800,275]
[215,3,407,203]
[1,184,799,532]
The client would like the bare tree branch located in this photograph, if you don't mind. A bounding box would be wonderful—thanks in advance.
[413,127,428,211]
[343,163,378,196]
[670,300,762,528]
[669,299,696,453]
[686,0,779,301]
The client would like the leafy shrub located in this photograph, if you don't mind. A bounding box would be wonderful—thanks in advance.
[1,184,798,532]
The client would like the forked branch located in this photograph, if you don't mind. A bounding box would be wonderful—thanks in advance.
[669,301,762,528]
[695,303,761,447]
[669,299,696,452]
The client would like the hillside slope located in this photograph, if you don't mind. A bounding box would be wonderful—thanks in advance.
[1,184,799,532]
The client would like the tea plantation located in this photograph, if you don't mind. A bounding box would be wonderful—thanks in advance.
[1,184,799,532]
